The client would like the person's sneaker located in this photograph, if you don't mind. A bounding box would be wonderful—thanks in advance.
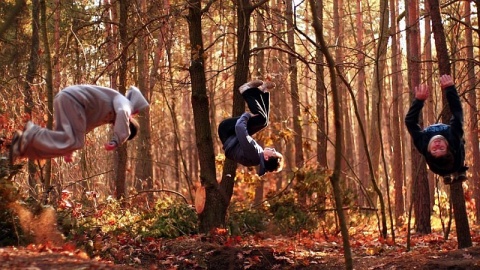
[239,80,264,94]
[9,130,22,165]
[453,172,468,184]
[443,175,453,185]
[258,81,276,92]
[9,121,34,165]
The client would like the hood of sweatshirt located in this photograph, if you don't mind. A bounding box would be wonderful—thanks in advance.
[126,86,149,113]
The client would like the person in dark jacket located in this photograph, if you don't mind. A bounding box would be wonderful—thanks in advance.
[405,74,468,184]
[218,80,284,176]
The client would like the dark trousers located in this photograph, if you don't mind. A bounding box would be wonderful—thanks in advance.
[218,88,270,144]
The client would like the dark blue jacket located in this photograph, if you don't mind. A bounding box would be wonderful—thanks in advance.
[405,85,466,176]
[223,113,266,176]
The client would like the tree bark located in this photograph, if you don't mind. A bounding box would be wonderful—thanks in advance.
[427,0,472,248]
[25,0,40,199]
[40,0,53,199]
[310,1,352,269]
[115,0,129,201]
[134,0,154,202]
[286,0,304,203]
[464,2,480,225]
[406,0,431,235]
[186,0,222,233]
[315,0,327,169]
[389,0,405,226]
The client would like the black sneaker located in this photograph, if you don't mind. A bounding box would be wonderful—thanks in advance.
[453,172,468,184]
[443,175,453,185]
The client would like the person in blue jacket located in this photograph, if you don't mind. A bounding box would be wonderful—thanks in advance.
[405,74,468,184]
[218,80,284,176]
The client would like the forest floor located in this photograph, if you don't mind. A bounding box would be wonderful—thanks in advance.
[2,232,480,270]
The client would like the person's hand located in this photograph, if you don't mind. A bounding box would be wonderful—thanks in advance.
[440,74,454,89]
[104,141,118,151]
[64,153,74,163]
[414,84,429,101]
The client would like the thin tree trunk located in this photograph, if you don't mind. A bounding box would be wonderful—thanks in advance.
[253,10,266,205]
[354,0,368,207]
[427,0,472,248]
[134,0,154,203]
[40,0,53,200]
[25,0,40,199]
[405,0,431,236]
[310,1,352,268]
[389,0,405,226]
[116,0,129,201]
[315,0,327,168]
[464,2,480,225]
[286,0,305,204]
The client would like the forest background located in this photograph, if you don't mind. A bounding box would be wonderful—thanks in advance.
[0,0,479,269]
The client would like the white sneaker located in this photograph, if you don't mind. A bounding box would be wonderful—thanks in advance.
[239,80,264,94]
[258,81,276,92]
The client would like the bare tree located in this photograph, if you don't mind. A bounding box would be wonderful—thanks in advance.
[427,0,472,249]
[405,0,431,236]
[464,1,480,225]
[134,0,154,202]
[25,0,40,199]
[115,0,130,201]
[389,0,405,225]
[310,1,352,269]
[40,0,53,198]
[185,0,220,232]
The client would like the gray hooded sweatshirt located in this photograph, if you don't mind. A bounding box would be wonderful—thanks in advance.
[21,85,149,159]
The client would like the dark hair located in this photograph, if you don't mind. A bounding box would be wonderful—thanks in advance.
[128,118,140,140]
[264,152,284,173]
[426,150,454,172]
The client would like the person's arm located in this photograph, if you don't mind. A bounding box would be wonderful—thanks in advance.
[405,84,428,143]
[235,112,260,154]
[105,96,132,151]
[440,74,463,136]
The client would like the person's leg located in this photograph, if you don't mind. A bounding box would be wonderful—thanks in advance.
[242,89,270,135]
[19,92,87,159]
[218,117,239,144]
[453,141,468,183]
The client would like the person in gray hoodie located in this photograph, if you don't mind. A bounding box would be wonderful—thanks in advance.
[218,80,284,176]
[10,85,149,163]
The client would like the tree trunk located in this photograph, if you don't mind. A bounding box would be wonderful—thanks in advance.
[310,1,352,268]
[134,0,154,202]
[315,0,327,168]
[354,0,368,207]
[115,0,129,201]
[253,10,266,205]
[464,2,480,225]
[40,0,53,200]
[405,0,431,235]
[186,0,222,233]
[286,0,305,205]
[427,0,472,248]
[25,0,40,199]
[389,0,405,226]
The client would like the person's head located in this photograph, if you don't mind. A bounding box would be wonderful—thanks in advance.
[263,147,284,173]
[426,135,454,171]
[427,135,449,157]
[128,117,140,140]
